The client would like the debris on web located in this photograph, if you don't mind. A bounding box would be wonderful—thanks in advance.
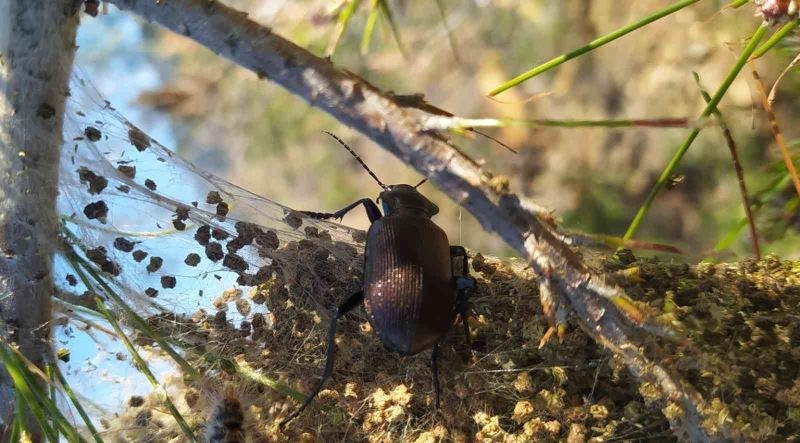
[54,70,367,437]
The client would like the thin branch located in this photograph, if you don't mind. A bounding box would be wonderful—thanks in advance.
[749,63,800,198]
[769,52,800,105]
[693,73,761,259]
[103,0,730,438]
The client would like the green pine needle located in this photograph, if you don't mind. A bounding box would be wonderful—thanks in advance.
[49,363,104,443]
[752,19,800,60]
[623,23,770,241]
[488,0,702,96]
[93,296,198,442]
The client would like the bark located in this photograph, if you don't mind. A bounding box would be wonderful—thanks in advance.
[0,0,80,434]
[103,0,726,439]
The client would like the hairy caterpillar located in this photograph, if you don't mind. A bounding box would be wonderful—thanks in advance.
[205,391,246,443]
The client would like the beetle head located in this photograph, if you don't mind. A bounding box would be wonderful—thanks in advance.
[379,184,439,217]
[321,132,437,217]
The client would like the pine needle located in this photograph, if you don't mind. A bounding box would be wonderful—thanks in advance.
[749,63,800,198]
[488,0,702,96]
[623,23,769,241]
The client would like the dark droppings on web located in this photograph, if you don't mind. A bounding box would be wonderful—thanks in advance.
[113,237,135,253]
[83,200,108,222]
[195,225,211,246]
[184,253,201,267]
[212,228,229,241]
[256,229,279,250]
[77,167,108,195]
[234,221,259,242]
[173,219,187,231]
[216,201,229,218]
[283,210,303,229]
[160,276,177,289]
[117,165,136,179]
[227,237,247,254]
[206,242,224,262]
[146,256,163,273]
[175,205,190,221]
[84,126,102,142]
[86,246,121,276]
[128,126,151,151]
[206,190,223,204]
[132,250,147,262]
[223,253,248,273]
[173,205,190,230]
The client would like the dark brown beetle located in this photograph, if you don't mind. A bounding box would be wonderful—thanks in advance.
[280,133,475,427]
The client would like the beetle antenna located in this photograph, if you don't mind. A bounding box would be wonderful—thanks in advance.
[323,131,388,189]
[414,178,428,188]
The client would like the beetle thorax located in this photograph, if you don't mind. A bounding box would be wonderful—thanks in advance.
[379,184,439,217]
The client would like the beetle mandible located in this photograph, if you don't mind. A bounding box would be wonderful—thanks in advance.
[280,132,476,427]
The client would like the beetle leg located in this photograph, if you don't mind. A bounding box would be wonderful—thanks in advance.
[449,245,469,277]
[279,291,364,429]
[301,198,382,222]
[454,276,475,349]
[450,246,475,349]
[430,343,441,410]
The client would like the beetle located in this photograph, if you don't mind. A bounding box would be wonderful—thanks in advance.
[279,132,476,427]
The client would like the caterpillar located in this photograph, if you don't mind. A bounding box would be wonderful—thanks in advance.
[205,391,246,443]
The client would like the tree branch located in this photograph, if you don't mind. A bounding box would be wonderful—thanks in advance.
[102,0,728,438]
[0,0,80,434]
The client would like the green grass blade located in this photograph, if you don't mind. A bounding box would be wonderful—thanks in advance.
[0,341,87,442]
[50,363,104,443]
[752,19,800,59]
[12,389,27,442]
[729,0,750,7]
[434,0,460,61]
[230,357,306,402]
[328,0,362,56]
[715,218,752,251]
[0,345,60,443]
[488,0,701,96]
[361,0,380,54]
[623,23,769,240]
[715,173,792,250]
[93,297,197,442]
[378,0,407,58]
[46,364,57,438]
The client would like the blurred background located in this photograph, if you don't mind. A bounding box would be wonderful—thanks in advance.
[81,0,800,259]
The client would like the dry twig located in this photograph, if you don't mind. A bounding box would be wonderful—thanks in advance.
[749,63,800,198]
